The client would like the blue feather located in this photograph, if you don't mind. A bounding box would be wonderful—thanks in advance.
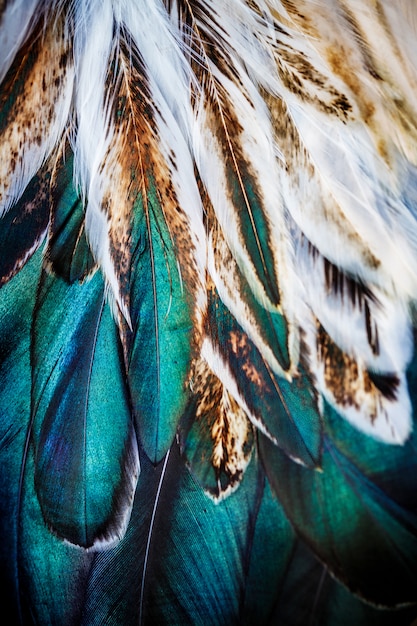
[1,1,417,624]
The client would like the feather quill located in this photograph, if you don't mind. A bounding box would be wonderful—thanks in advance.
[1,1,417,624]
[31,267,139,548]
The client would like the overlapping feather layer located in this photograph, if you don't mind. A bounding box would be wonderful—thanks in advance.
[1,0,417,623]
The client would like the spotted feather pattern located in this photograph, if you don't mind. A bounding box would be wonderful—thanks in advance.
[1,1,417,623]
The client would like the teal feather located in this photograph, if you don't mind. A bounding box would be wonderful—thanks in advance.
[78,443,295,626]
[224,162,281,308]
[1,1,417,625]
[272,540,417,626]
[0,248,92,626]
[179,368,255,499]
[125,177,194,464]
[18,444,94,626]
[208,220,292,377]
[31,267,139,548]
[204,284,322,467]
[260,418,417,606]
[0,249,42,625]
[240,475,296,625]
[45,147,96,283]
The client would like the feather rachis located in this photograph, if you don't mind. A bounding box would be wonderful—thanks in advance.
[268,1,417,301]
[73,11,204,461]
[2,2,417,621]
[31,267,140,549]
[176,1,286,312]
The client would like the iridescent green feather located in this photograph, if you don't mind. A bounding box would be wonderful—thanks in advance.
[32,267,138,548]
[79,443,295,626]
[260,414,417,606]
[207,285,322,467]
[46,148,96,283]
[126,178,194,464]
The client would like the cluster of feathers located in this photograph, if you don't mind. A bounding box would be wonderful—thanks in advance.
[1,0,417,624]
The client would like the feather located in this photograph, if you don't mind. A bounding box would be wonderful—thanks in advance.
[197,279,322,468]
[168,0,287,314]
[0,8,74,217]
[78,443,295,626]
[0,0,42,82]
[272,539,417,626]
[260,393,417,606]
[31,266,139,548]
[72,0,204,462]
[0,248,42,625]
[0,165,49,286]
[45,143,96,282]
[180,353,255,500]
[1,1,417,624]
[263,6,416,443]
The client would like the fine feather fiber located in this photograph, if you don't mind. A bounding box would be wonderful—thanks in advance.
[2,1,417,625]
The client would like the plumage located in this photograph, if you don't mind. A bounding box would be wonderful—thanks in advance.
[1,0,417,624]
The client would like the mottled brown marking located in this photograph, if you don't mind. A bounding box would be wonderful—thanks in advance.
[228,328,269,394]
[326,47,374,122]
[0,161,51,285]
[340,4,382,80]
[316,322,392,422]
[279,0,318,36]
[192,355,253,496]
[0,14,71,207]
[100,43,201,342]
[276,44,353,120]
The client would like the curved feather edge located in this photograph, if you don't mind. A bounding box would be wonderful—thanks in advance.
[271,539,417,626]
[260,428,417,607]
[31,268,139,549]
[0,166,50,286]
[71,2,204,462]
[179,354,255,501]
[45,143,97,283]
[78,442,296,626]
[199,280,322,468]
[0,247,97,626]
[168,0,286,313]
[263,39,415,443]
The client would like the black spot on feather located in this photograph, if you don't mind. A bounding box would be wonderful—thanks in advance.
[367,371,399,401]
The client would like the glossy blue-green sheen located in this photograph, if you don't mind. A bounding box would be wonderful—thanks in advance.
[19,425,95,626]
[325,331,417,507]
[272,539,417,626]
[0,250,42,623]
[260,420,417,606]
[227,245,291,372]
[79,444,295,626]
[0,249,92,625]
[127,182,193,463]
[32,268,137,547]
[47,150,96,283]
[241,476,295,625]
[208,287,321,466]
[226,161,280,307]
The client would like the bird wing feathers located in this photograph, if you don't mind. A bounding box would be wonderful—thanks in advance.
[1,1,417,624]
